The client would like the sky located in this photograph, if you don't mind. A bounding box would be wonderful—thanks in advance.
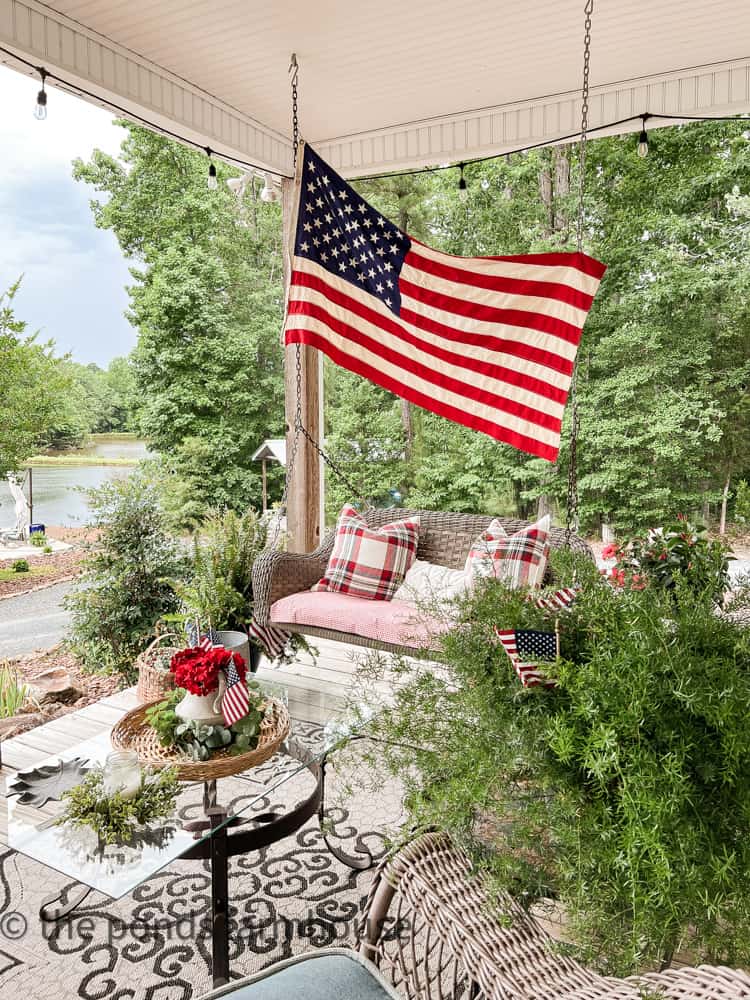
[0,65,136,367]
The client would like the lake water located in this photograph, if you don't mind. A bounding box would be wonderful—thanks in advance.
[0,438,149,529]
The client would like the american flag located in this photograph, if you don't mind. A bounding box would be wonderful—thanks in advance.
[495,627,558,688]
[187,623,220,649]
[284,142,606,461]
[221,654,250,726]
[533,585,581,613]
[247,617,291,660]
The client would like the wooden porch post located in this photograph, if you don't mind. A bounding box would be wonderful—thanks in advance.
[282,176,322,553]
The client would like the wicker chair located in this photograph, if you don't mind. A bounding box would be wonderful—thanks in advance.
[199,832,750,1000]
[252,509,594,656]
[358,832,750,1000]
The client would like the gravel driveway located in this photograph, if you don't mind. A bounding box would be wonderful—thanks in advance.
[0,580,74,659]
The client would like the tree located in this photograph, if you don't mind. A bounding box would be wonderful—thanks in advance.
[103,356,138,431]
[338,123,750,533]
[74,120,750,533]
[0,279,72,473]
[579,121,750,530]
[65,471,188,679]
[74,125,285,523]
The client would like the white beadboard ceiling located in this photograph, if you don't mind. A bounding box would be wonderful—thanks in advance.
[2,0,750,176]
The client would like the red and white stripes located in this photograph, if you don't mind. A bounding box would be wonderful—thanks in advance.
[286,246,604,461]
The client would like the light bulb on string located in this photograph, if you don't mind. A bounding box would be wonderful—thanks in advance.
[206,147,218,190]
[637,115,649,158]
[260,172,279,203]
[457,162,468,200]
[226,174,249,197]
[34,67,47,120]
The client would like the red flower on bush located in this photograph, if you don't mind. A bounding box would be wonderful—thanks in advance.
[601,543,619,560]
[170,646,247,695]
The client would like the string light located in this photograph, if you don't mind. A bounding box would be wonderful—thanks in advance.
[260,172,279,203]
[637,114,650,158]
[206,147,218,189]
[458,162,468,199]
[33,67,47,120]
[2,43,747,184]
[226,172,250,197]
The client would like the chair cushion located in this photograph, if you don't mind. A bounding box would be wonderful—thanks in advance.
[209,951,400,1000]
[312,504,420,600]
[465,514,551,589]
[270,591,449,649]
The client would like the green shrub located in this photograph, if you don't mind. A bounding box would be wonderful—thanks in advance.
[65,472,189,681]
[354,550,750,973]
[609,518,730,603]
[11,559,29,573]
[29,533,47,548]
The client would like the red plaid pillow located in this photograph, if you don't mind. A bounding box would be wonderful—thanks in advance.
[465,515,551,590]
[313,505,420,600]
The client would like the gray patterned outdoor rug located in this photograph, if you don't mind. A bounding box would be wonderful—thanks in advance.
[0,729,405,999]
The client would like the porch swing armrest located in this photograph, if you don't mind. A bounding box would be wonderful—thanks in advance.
[252,549,329,626]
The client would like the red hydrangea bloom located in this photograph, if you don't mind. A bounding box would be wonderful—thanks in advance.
[169,646,247,696]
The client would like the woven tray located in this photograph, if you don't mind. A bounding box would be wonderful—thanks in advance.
[110,697,290,782]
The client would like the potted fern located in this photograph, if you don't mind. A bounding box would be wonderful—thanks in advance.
[168,508,267,671]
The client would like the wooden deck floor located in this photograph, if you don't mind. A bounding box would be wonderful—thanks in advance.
[0,637,377,778]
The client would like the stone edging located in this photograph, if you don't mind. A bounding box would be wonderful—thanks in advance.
[0,573,78,602]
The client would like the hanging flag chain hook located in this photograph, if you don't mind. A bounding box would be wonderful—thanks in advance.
[566,0,593,547]
[289,53,300,166]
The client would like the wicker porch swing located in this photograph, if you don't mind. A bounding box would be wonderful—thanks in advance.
[251,15,597,655]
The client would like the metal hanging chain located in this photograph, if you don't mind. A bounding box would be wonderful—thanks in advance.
[278,53,302,515]
[576,0,593,254]
[290,53,300,163]
[566,0,593,543]
[279,54,371,515]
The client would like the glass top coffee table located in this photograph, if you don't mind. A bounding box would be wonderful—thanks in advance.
[4,678,371,990]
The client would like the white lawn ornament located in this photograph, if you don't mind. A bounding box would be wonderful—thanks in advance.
[7,473,31,538]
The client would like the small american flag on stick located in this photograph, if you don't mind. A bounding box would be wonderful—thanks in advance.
[221,654,250,726]
[533,585,581,613]
[495,627,559,689]
[284,143,606,461]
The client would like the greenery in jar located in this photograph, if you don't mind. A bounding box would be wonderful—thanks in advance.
[57,765,180,846]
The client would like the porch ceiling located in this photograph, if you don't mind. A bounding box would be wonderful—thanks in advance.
[2,0,750,176]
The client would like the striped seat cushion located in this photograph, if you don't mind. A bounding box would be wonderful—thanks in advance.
[312,505,420,600]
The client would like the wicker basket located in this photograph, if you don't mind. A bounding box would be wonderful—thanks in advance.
[135,633,183,704]
[110,697,291,782]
